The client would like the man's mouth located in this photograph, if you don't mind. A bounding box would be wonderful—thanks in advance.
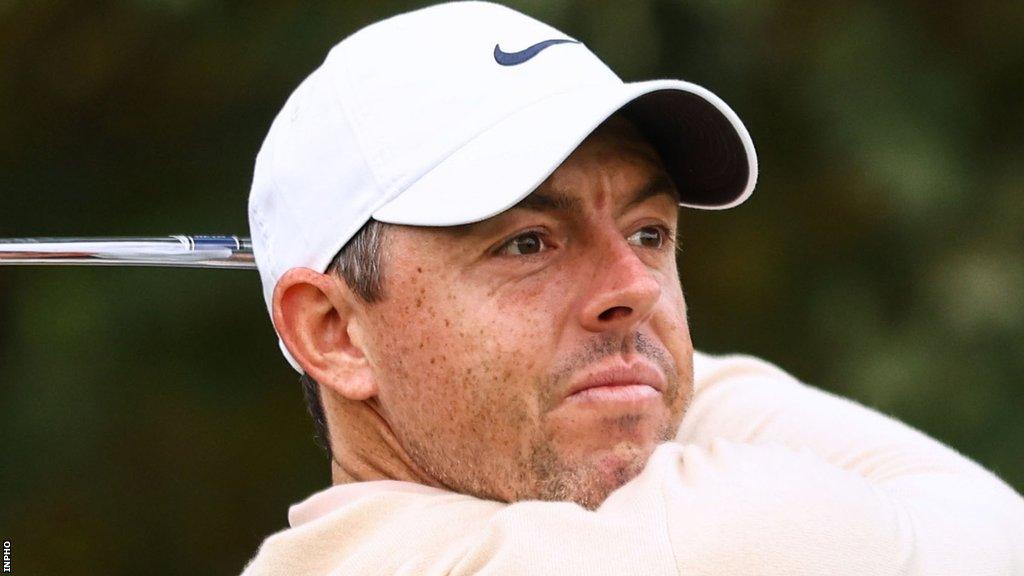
[564,361,665,405]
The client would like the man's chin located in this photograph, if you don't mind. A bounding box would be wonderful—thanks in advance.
[583,443,656,504]
[528,437,662,510]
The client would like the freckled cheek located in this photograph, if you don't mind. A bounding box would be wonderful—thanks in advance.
[373,293,470,374]
[456,286,555,376]
[370,285,496,379]
[378,266,565,367]
[370,288,547,456]
[496,274,573,323]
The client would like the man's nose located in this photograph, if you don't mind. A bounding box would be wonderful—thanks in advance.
[578,235,662,334]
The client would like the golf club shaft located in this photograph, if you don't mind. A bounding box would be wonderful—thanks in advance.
[0,236,256,269]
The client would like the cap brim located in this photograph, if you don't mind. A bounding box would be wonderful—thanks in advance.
[372,79,757,226]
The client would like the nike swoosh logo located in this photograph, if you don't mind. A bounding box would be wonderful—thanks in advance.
[493,38,580,66]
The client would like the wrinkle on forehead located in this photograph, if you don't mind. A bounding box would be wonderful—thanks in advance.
[520,172,677,218]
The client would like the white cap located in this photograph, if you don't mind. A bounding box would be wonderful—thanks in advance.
[248,1,758,372]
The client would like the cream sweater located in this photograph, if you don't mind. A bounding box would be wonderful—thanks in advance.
[241,352,1024,575]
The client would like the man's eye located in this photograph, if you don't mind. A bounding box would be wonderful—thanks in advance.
[627,226,666,248]
[498,231,547,256]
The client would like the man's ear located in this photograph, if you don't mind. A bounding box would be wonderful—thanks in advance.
[272,267,377,400]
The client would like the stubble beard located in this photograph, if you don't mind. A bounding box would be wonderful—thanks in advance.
[401,331,688,509]
[526,417,677,510]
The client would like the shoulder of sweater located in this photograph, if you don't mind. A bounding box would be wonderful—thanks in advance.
[692,350,799,395]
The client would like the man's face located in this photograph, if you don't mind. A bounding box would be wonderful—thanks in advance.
[358,117,693,509]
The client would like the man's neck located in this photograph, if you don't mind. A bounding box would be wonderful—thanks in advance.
[326,394,441,487]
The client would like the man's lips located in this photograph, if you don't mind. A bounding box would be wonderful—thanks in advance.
[564,360,666,403]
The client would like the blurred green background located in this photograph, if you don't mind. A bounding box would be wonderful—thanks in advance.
[1,1,1021,574]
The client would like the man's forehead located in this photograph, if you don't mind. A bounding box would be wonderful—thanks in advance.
[511,115,679,214]
[513,172,678,215]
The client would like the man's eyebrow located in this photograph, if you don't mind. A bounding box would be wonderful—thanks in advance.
[510,173,679,215]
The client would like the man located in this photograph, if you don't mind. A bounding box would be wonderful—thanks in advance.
[242,2,1023,574]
